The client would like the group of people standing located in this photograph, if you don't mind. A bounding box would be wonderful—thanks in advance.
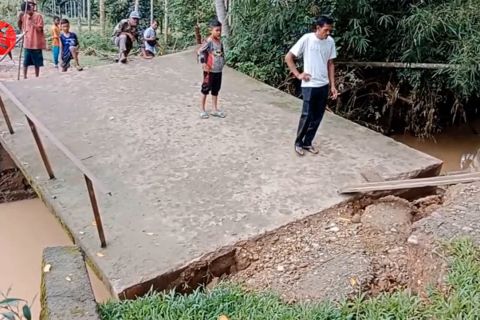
[17,1,82,78]
[12,2,337,156]
[14,3,157,78]
[192,15,338,157]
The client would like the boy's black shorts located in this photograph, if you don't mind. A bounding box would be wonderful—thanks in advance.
[201,72,222,96]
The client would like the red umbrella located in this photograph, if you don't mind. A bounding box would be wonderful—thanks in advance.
[0,21,16,56]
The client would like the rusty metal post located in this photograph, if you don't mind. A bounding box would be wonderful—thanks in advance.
[84,175,107,248]
[0,96,14,134]
[26,116,55,179]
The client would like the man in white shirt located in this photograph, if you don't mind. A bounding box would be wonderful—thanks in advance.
[285,16,338,156]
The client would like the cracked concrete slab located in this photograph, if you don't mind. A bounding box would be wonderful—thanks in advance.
[0,50,442,298]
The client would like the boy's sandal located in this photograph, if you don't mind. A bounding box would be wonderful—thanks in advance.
[211,111,226,118]
[76,66,84,71]
[200,112,209,119]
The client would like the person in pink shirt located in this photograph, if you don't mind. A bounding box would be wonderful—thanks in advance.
[19,1,46,79]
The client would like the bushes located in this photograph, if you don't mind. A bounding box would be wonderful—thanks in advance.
[227,0,335,88]
[168,0,215,48]
[225,0,480,136]
[80,31,116,53]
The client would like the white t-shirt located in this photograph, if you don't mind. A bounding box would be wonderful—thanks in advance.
[289,33,337,87]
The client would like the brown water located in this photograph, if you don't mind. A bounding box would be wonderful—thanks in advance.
[0,199,111,320]
[394,121,480,172]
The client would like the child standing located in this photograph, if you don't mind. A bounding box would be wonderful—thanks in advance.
[51,16,60,68]
[59,18,83,72]
[197,19,225,119]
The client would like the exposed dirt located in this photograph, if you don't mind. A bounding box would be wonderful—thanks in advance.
[0,144,36,203]
[226,191,450,302]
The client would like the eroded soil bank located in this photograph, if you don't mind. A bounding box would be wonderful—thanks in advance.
[222,182,480,303]
[0,144,111,319]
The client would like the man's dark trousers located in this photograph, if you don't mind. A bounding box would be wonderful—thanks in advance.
[295,84,329,148]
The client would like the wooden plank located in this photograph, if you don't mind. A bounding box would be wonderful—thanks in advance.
[443,169,471,176]
[340,172,480,194]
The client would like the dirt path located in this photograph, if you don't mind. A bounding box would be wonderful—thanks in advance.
[0,48,111,82]
[226,184,479,302]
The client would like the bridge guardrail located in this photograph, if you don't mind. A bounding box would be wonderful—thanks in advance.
[0,82,109,248]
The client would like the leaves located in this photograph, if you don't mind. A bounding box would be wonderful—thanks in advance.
[1,312,16,320]
[0,294,32,320]
[22,305,32,320]
[0,298,24,307]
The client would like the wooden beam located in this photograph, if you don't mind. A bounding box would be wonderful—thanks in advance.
[339,172,480,194]
[87,0,91,31]
[164,0,168,43]
[336,61,455,70]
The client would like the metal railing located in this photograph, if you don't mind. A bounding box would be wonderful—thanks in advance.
[0,82,110,248]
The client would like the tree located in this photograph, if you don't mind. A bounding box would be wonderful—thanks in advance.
[99,0,105,34]
[214,0,229,38]
[87,0,91,31]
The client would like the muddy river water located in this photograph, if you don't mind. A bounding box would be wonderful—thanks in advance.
[0,121,478,319]
[394,120,480,172]
[0,199,111,319]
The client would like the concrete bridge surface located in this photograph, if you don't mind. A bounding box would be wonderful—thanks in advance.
[0,51,442,298]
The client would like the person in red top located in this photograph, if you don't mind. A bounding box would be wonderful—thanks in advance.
[19,1,46,79]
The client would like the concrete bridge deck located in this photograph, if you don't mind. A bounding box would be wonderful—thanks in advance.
[0,51,442,298]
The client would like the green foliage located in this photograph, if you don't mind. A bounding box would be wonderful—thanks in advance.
[399,0,480,98]
[105,0,163,31]
[424,239,480,319]
[100,239,480,320]
[103,0,214,49]
[225,0,480,136]
[168,0,215,48]
[0,0,19,29]
[0,290,33,320]
[104,0,131,25]
[80,30,117,52]
[228,0,336,86]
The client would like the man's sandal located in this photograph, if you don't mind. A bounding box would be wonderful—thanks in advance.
[303,146,319,154]
[295,146,305,156]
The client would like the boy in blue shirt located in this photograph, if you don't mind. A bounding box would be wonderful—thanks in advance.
[59,18,83,72]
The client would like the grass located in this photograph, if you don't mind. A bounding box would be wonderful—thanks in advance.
[99,239,480,320]
[79,31,118,54]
